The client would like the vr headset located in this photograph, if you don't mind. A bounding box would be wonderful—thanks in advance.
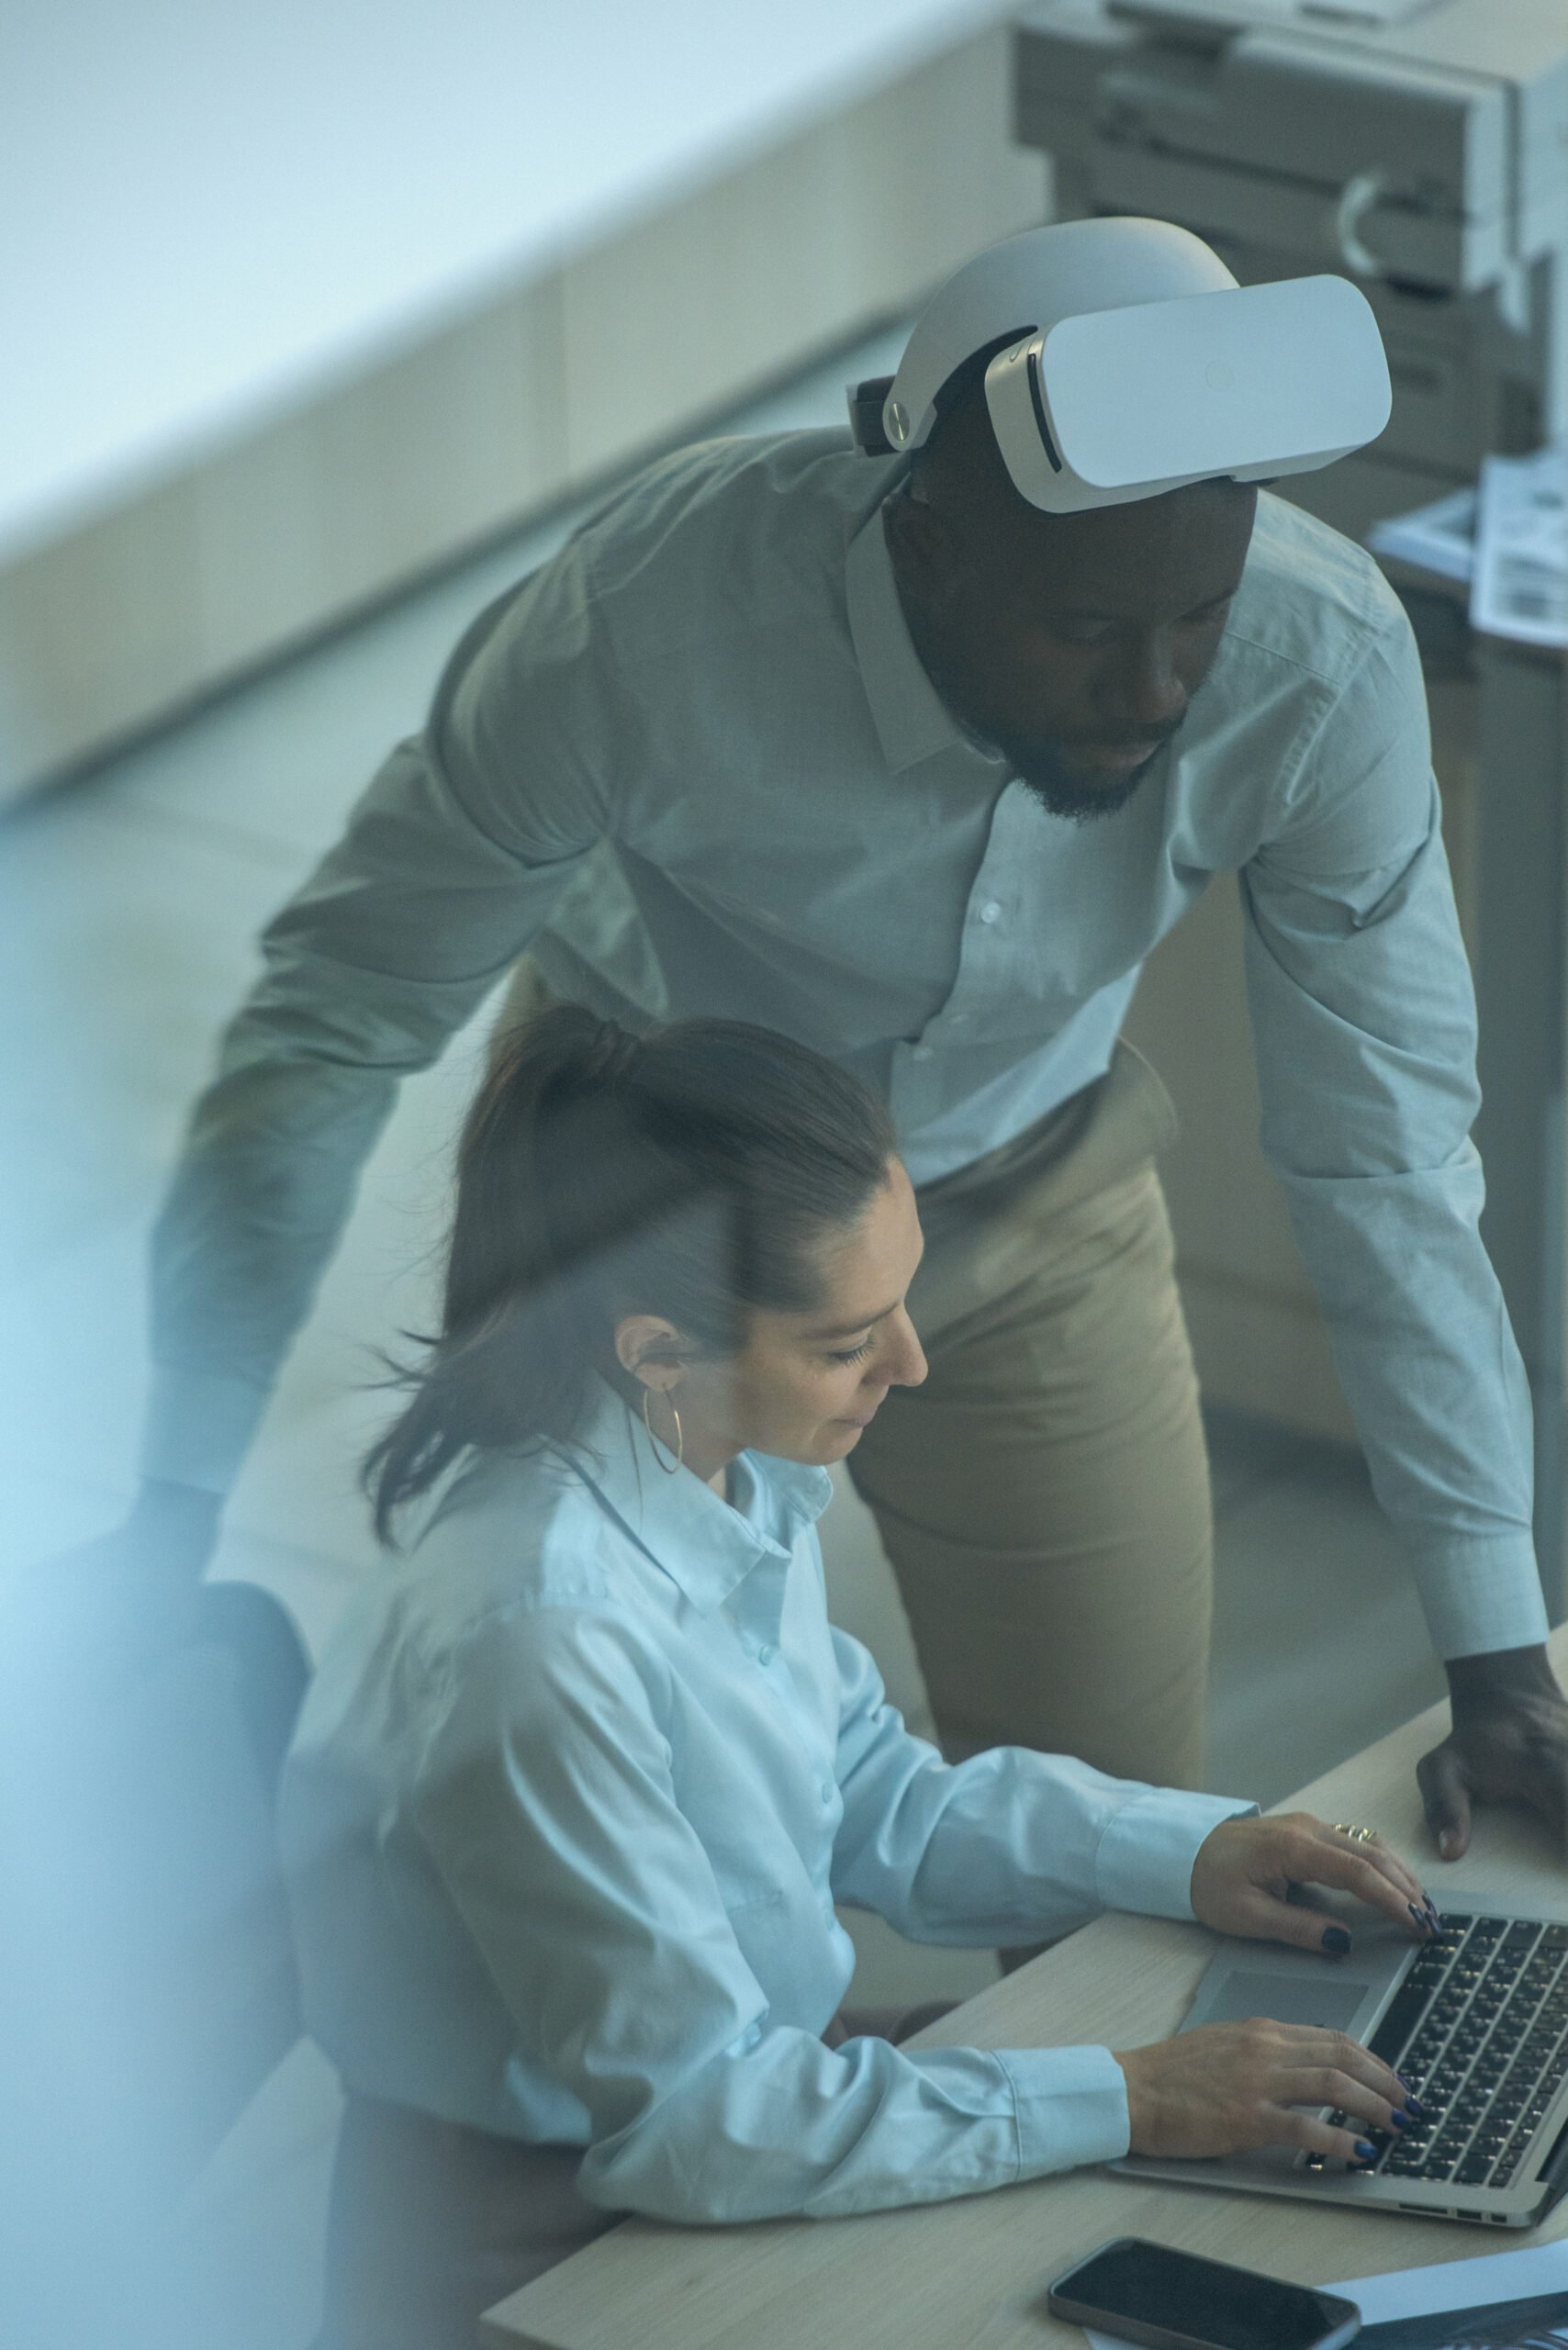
[849,217,1392,513]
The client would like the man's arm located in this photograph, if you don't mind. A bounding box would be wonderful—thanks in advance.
[125,558,610,1572]
[1240,598,1568,1857]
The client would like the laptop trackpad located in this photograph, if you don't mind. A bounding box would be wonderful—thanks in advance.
[1204,1972,1371,2032]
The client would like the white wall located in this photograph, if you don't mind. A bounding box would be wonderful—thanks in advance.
[0,3,1045,799]
[2,0,1014,559]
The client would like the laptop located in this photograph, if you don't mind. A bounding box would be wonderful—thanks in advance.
[1115,1897,1568,2226]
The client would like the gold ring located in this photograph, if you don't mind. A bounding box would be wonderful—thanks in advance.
[1332,1823,1378,1844]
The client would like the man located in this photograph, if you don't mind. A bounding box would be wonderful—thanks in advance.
[108,217,1568,1864]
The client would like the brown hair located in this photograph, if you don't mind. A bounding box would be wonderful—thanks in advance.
[364,1006,897,1539]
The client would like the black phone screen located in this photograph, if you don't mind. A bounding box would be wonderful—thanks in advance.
[1051,2238,1352,2350]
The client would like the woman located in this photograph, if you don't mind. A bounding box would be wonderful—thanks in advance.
[282,1008,1433,2350]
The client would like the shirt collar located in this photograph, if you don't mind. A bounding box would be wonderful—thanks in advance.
[845,498,974,775]
[563,1374,833,1616]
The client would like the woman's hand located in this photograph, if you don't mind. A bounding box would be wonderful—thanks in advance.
[1114,2019,1417,2161]
[1190,1812,1438,1955]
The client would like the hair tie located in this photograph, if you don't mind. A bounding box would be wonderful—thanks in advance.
[586,1019,642,1089]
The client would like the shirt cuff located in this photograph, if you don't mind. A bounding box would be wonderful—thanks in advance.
[1000,2043,1132,2177]
[1406,1533,1549,1662]
[1095,1789,1258,1921]
[139,1366,273,1496]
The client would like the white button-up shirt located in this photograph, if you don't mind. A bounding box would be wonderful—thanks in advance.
[280,1377,1249,2223]
[148,429,1542,1659]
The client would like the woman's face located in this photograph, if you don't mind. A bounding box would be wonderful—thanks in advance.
[671,1158,928,1472]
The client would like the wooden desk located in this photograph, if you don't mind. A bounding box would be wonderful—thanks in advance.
[483,1623,1568,2350]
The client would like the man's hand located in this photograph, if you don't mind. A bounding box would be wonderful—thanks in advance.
[1190,1812,1436,1953]
[1417,1644,1568,1860]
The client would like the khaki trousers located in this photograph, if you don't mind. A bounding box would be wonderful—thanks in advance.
[851,1039,1213,1795]
[490,971,1213,1794]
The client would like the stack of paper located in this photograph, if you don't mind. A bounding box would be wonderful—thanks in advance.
[1365,445,1568,651]
[1472,447,1568,651]
[1366,488,1477,588]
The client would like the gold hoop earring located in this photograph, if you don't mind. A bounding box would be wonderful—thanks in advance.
[641,1385,684,1473]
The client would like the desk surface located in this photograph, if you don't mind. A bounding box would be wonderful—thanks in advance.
[483,1623,1568,2350]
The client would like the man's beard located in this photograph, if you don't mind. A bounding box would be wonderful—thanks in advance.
[993,733,1165,824]
[919,643,1173,823]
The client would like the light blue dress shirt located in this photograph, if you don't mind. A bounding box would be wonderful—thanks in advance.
[149,428,1542,1658]
[280,1377,1250,2223]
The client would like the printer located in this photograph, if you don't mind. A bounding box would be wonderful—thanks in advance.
[1014,1,1568,1591]
[1014,0,1568,537]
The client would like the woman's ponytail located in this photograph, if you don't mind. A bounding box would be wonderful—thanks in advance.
[364,1007,894,1541]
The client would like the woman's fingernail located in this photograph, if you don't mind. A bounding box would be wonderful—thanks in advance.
[1439,1831,1459,1859]
[1322,1926,1353,1955]
[1406,2094,1426,2116]
[1408,1902,1429,1930]
[1353,2140,1378,2161]
[1390,2109,1411,2130]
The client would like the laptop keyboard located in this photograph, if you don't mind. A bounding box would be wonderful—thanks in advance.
[1315,1913,1568,2190]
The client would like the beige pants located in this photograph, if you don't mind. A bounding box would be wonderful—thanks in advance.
[850,1040,1213,1794]
[491,972,1213,1795]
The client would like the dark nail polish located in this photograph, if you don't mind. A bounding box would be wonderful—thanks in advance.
[1390,2108,1411,2130]
[1353,2139,1378,2161]
[1408,1902,1429,1930]
[1322,1926,1353,1955]
[1406,2094,1426,2116]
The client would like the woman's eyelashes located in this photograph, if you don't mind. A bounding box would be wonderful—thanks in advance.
[829,1337,875,1364]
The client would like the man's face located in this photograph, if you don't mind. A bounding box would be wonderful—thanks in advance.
[888,476,1258,822]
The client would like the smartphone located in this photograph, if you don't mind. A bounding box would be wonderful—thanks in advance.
[1045,2237,1361,2350]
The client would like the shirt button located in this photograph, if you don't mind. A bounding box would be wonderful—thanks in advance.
[978,900,1002,925]
[820,1782,834,1805]
[757,1643,776,1667]
[911,1043,934,1062]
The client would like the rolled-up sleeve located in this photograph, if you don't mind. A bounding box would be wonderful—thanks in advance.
[828,1628,1251,1946]
[408,1609,1183,2221]
[1241,604,1542,1659]
[143,555,610,1494]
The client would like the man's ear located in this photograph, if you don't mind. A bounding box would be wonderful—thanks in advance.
[884,489,976,623]
[612,1314,685,1391]
[884,486,960,579]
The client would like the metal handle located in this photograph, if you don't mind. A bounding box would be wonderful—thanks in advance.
[1334,169,1390,278]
